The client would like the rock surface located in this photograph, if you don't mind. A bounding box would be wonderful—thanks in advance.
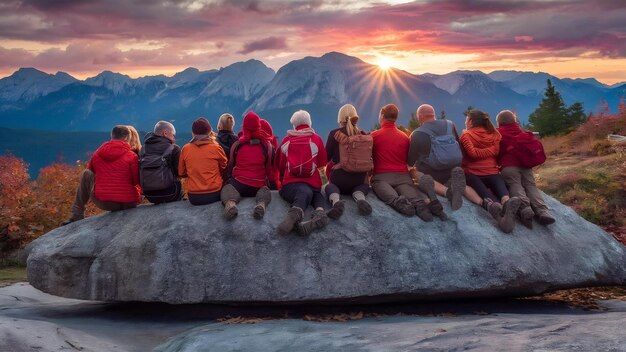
[27,192,626,304]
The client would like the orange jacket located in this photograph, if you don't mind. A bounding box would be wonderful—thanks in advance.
[459,127,501,176]
[178,138,227,194]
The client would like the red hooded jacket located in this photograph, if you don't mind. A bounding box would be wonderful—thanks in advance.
[459,127,501,176]
[497,123,526,168]
[276,125,327,189]
[88,139,141,203]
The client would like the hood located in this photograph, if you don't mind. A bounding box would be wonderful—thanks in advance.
[497,123,523,137]
[190,135,216,146]
[144,132,173,146]
[96,140,132,161]
[463,127,502,148]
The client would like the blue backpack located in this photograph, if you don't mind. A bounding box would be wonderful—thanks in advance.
[417,120,462,170]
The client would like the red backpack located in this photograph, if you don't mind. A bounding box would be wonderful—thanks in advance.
[281,134,319,177]
[506,131,546,168]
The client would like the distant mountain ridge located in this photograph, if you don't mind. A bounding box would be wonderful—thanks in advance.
[1,52,625,138]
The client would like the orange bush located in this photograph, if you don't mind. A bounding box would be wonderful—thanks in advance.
[0,155,36,250]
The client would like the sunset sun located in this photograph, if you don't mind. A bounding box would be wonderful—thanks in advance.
[377,57,392,70]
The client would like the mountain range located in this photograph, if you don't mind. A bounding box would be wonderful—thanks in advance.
[1,52,625,138]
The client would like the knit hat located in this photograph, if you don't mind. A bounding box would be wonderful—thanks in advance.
[290,110,312,128]
[240,111,270,143]
[192,117,212,135]
[260,119,278,150]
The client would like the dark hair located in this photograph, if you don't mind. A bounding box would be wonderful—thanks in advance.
[467,110,496,133]
[381,104,399,121]
[111,125,130,140]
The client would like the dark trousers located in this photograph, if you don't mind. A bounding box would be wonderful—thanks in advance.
[144,182,183,204]
[279,182,325,210]
[419,164,453,185]
[71,169,137,219]
[229,178,261,198]
[188,191,221,206]
[465,173,509,202]
[326,169,370,198]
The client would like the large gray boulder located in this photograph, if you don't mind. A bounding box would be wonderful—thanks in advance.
[27,192,626,304]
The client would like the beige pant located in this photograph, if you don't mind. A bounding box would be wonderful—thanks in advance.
[71,169,137,219]
[501,166,549,213]
[371,172,425,207]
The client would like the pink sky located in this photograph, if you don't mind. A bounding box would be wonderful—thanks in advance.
[1,0,625,84]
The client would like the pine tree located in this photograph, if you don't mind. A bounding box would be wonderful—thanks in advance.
[408,111,420,132]
[567,102,587,128]
[440,110,447,120]
[528,79,569,136]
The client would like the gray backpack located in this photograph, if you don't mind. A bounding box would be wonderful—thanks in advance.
[417,120,462,170]
[139,144,176,191]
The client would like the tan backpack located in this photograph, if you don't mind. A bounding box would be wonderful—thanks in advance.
[333,130,373,173]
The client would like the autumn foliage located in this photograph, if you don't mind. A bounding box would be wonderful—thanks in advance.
[0,156,102,251]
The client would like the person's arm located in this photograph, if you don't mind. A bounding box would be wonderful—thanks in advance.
[316,135,328,171]
[178,147,187,178]
[130,154,140,187]
[224,142,238,181]
[217,145,228,172]
[325,130,336,162]
[171,145,181,178]
[266,142,277,189]
[407,132,420,167]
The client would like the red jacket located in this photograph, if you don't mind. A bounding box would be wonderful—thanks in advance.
[228,140,276,188]
[371,120,410,175]
[88,139,141,203]
[459,127,501,176]
[497,123,525,168]
[276,125,327,189]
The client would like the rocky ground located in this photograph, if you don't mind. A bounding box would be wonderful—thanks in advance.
[1,282,626,352]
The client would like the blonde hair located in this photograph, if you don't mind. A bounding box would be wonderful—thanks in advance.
[337,104,361,136]
[126,125,141,154]
[217,113,235,131]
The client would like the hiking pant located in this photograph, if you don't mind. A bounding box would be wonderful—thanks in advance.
[326,169,370,198]
[371,172,425,206]
[418,165,453,185]
[188,191,220,206]
[501,166,549,213]
[221,179,272,206]
[279,182,325,210]
[144,181,183,204]
[465,173,509,202]
[71,169,137,219]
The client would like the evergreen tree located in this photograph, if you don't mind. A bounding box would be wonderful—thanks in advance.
[528,79,570,136]
[464,106,474,116]
[408,111,420,132]
[567,102,587,127]
[440,110,447,120]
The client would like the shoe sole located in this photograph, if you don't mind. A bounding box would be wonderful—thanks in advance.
[450,167,465,211]
[356,200,372,216]
[253,205,265,220]
[224,206,238,220]
[327,201,345,220]
[499,198,521,233]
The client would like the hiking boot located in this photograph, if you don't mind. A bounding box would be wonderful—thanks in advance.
[393,196,416,216]
[356,199,372,216]
[448,167,466,211]
[499,197,522,234]
[418,174,437,201]
[413,199,434,222]
[519,206,535,229]
[482,198,503,222]
[277,207,303,235]
[536,211,556,225]
[253,186,271,220]
[297,209,329,236]
[428,199,448,221]
[327,200,345,220]
[223,200,238,220]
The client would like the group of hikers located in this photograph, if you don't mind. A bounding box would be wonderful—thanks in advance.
[63,103,556,234]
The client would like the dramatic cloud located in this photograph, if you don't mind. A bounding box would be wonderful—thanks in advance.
[0,0,625,82]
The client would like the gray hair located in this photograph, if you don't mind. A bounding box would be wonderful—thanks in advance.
[154,121,176,136]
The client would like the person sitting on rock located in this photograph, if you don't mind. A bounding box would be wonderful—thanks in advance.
[276,110,329,235]
[140,121,183,204]
[370,104,445,221]
[178,117,227,206]
[216,113,239,159]
[62,125,141,225]
[407,104,467,211]
[260,118,282,190]
[496,110,556,228]
[324,104,373,219]
[221,112,275,220]
[459,109,521,233]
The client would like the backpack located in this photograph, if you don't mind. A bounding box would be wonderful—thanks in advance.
[281,134,318,177]
[417,120,462,170]
[507,131,546,168]
[333,130,373,173]
[231,139,271,171]
[139,144,176,192]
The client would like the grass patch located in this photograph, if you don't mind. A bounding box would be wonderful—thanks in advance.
[0,266,27,285]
